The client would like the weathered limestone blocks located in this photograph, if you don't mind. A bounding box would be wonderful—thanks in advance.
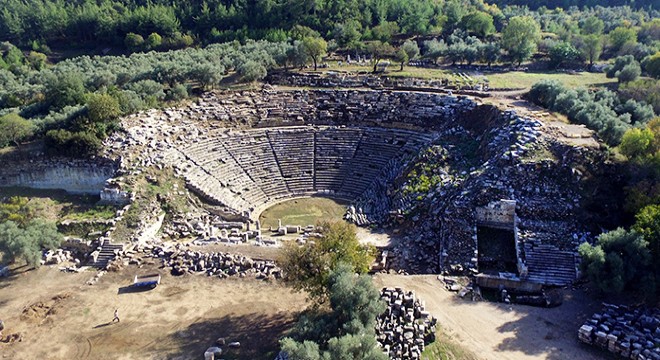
[376,287,437,359]
[579,304,660,360]
[140,244,281,280]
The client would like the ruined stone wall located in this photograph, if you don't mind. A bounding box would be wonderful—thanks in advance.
[475,200,517,229]
[265,72,490,96]
[188,89,477,131]
[0,157,117,194]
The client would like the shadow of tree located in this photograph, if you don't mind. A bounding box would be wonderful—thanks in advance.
[164,312,298,360]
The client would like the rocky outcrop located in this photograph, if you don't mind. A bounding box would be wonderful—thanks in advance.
[0,157,117,194]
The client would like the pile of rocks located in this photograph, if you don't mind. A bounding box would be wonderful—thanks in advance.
[579,303,660,360]
[376,287,437,359]
[141,244,281,279]
[42,249,76,265]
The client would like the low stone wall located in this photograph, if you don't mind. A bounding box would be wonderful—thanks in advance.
[0,157,117,194]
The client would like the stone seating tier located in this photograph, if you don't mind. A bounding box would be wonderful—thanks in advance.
[175,126,434,219]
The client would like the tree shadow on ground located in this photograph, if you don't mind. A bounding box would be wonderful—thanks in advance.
[445,288,614,360]
[164,312,298,360]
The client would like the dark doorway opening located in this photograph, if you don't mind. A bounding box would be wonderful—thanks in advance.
[477,226,517,274]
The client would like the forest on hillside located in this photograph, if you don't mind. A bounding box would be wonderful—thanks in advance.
[0,0,658,49]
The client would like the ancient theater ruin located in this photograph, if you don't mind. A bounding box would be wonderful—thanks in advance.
[104,87,604,288]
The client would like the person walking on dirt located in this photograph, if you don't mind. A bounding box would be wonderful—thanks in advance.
[112,309,120,323]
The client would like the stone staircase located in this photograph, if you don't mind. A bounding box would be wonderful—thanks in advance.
[89,240,124,268]
[524,244,576,285]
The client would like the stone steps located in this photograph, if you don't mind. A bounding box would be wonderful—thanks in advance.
[524,244,576,285]
[89,240,124,268]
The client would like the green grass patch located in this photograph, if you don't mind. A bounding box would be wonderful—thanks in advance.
[61,205,117,221]
[422,330,480,360]
[259,197,348,229]
[485,71,615,90]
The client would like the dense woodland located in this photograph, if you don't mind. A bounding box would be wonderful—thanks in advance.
[0,0,658,48]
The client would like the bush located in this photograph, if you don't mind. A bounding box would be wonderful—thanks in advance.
[237,60,267,82]
[619,128,654,159]
[527,79,565,107]
[579,228,652,294]
[528,79,655,145]
[124,33,145,50]
[146,33,163,50]
[606,55,637,78]
[0,113,34,147]
[0,219,62,267]
[45,129,101,157]
[166,84,188,101]
[643,51,660,79]
[548,41,580,69]
[617,62,642,83]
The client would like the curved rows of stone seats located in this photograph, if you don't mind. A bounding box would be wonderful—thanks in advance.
[174,126,435,219]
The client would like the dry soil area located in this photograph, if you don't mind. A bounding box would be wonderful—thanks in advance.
[0,265,308,360]
[0,265,612,360]
[374,274,611,360]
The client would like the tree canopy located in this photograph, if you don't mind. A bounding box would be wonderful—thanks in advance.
[278,221,374,301]
[0,219,62,267]
[579,228,652,295]
[279,263,387,360]
[502,16,541,66]
[0,113,34,147]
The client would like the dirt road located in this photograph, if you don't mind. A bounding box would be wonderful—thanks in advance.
[373,274,610,360]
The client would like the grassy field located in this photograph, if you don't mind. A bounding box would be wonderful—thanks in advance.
[484,71,616,89]
[258,197,348,228]
[422,329,480,360]
[302,61,616,90]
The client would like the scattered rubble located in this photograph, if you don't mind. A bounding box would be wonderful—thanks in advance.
[376,287,437,359]
[579,304,660,360]
[139,244,281,280]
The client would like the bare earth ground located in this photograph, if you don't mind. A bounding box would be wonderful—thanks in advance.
[373,274,612,360]
[0,265,308,360]
[0,265,612,360]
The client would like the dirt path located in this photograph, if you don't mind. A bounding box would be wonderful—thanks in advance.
[0,266,308,360]
[373,274,610,360]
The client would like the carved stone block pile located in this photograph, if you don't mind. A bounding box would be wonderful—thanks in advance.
[579,303,660,360]
[141,244,281,280]
[376,287,437,359]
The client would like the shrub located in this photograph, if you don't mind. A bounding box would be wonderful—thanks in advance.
[146,33,163,50]
[606,55,637,78]
[579,228,651,294]
[617,62,641,83]
[166,84,188,101]
[124,33,145,50]
[237,60,267,82]
[45,129,101,157]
